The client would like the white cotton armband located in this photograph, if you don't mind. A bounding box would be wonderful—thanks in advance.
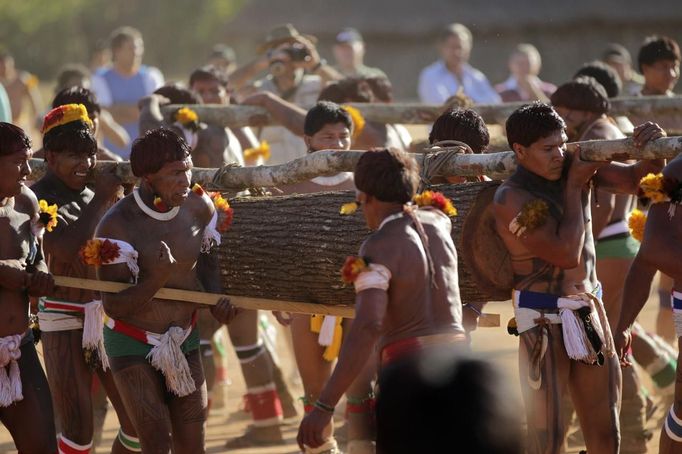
[354,264,392,293]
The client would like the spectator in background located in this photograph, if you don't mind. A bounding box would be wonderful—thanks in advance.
[418,23,500,105]
[0,82,10,123]
[638,35,680,96]
[602,43,644,96]
[495,44,556,102]
[332,27,387,79]
[91,26,164,158]
[89,39,112,73]
[0,50,44,126]
[209,44,237,76]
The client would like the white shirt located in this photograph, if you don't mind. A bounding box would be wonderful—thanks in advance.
[418,61,501,105]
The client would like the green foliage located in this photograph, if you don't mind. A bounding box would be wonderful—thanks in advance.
[0,0,247,80]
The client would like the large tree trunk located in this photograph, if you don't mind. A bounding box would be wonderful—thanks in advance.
[28,136,682,189]
[217,181,506,306]
[165,95,682,128]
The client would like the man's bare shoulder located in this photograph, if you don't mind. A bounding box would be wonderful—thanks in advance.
[493,181,533,211]
[189,190,214,224]
[96,195,136,239]
[663,154,682,181]
[582,118,624,141]
[14,185,39,216]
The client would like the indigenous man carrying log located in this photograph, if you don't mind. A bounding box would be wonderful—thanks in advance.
[93,128,237,453]
[551,77,665,453]
[276,101,376,454]
[0,122,57,453]
[615,152,682,454]
[297,148,467,453]
[493,102,665,453]
[30,104,139,454]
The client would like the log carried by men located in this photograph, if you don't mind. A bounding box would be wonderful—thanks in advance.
[29,136,682,305]
[164,95,682,129]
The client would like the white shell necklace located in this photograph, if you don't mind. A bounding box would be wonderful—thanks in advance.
[133,189,180,221]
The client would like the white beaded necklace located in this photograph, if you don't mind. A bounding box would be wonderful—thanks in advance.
[133,189,180,221]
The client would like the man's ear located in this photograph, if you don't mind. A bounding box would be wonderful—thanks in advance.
[303,134,312,151]
[44,149,53,166]
[512,143,526,161]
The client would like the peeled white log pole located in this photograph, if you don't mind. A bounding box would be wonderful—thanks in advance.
[163,95,682,127]
[28,136,682,189]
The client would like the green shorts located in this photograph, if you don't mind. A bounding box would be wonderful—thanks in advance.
[595,233,639,259]
[103,325,200,358]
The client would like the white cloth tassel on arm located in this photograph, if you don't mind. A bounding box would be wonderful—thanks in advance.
[318,316,337,347]
[589,294,616,358]
[146,327,196,397]
[201,209,221,254]
[82,300,109,370]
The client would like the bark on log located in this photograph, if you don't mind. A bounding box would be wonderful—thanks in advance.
[28,136,682,189]
[218,182,503,305]
[165,95,682,127]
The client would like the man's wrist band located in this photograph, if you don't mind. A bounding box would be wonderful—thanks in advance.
[314,400,335,413]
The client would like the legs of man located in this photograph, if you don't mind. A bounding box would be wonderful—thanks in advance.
[598,256,650,453]
[343,319,377,453]
[109,355,174,453]
[568,354,621,454]
[631,324,677,404]
[97,368,141,453]
[291,314,334,440]
[42,330,95,450]
[168,350,208,454]
[0,341,57,453]
[225,309,283,447]
[518,325,571,454]
[197,310,220,414]
[658,338,682,454]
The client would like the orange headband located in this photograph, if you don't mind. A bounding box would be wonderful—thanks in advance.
[41,103,93,135]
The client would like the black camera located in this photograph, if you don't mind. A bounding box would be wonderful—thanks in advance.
[284,45,310,62]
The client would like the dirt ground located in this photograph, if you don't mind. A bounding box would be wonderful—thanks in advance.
[0,291,670,453]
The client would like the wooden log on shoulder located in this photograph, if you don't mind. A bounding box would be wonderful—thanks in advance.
[218,182,506,305]
[27,136,682,189]
[164,95,682,128]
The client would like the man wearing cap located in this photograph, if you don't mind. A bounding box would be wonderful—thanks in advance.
[240,24,341,165]
[332,28,387,79]
[208,44,237,76]
[602,43,644,97]
[418,23,500,105]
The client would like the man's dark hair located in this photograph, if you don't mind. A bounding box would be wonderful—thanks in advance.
[0,122,31,156]
[376,350,523,454]
[638,35,681,72]
[354,148,419,204]
[43,121,97,157]
[109,26,142,51]
[130,128,191,177]
[53,86,101,118]
[318,78,375,104]
[189,65,229,89]
[550,76,610,115]
[506,102,566,149]
[153,84,201,105]
[429,108,489,153]
[365,77,393,103]
[55,64,91,94]
[304,101,352,136]
[574,61,622,98]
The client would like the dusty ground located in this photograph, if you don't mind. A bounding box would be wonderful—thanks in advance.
[0,294,670,453]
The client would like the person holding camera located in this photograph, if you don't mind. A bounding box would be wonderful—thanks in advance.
[233,24,342,165]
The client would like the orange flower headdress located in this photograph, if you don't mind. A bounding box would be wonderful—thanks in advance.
[413,191,458,217]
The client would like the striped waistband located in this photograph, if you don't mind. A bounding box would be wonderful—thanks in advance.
[39,297,88,314]
[103,312,198,346]
[380,332,466,367]
[672,291,682,310]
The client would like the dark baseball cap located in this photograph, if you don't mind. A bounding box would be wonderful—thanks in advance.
[336,28,363,44]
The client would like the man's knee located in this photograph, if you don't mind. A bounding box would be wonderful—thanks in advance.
[234,341,266,365]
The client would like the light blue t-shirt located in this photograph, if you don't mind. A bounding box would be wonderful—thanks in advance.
[0,83,11,123]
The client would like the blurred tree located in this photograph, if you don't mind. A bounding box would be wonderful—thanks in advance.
[0,0,247,82]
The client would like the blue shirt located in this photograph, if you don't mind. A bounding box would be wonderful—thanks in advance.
[418,61,501,105]
[92,65,164,159]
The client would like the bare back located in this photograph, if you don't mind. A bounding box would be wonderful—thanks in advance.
[362,208,464,349]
